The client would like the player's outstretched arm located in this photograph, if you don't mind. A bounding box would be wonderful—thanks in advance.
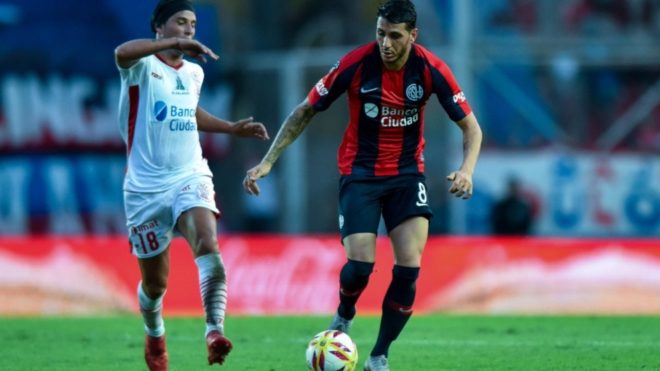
[196,107,269,140]
[446,112,483,199]
[175,38,219,63]
[114,38,218,69]
[243,98,317,195]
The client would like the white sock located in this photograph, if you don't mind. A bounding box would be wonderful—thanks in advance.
[195,253,227,336]
[195,254,227,335]
[137,281,165,337]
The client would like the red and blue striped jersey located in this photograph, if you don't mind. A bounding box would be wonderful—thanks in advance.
[307,42,472,177]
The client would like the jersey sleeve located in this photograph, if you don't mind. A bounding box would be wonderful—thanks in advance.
[117,57,150,85]
[307,46,366,112]
[426,54,473,122]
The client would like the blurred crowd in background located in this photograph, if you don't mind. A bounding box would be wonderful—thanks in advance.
[0,0,657,236]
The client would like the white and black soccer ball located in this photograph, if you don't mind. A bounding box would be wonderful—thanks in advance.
[306,330,358,371]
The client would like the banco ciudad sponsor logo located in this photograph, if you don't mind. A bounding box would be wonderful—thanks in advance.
[154,100,168,121]
[153,101,197,131]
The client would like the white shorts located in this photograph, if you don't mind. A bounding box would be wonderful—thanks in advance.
[124,175,219,259]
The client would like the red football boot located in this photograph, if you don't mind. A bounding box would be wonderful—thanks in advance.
[144,335,168,371]
[206,330,233,365]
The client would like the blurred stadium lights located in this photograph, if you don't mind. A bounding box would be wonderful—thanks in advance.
[447,0,473,234]
[472,36,660,67]
[0,3,20,26]
[233,48,348,233]
[480,66,568,141]
[225,0,660,234]
[597,80,660,150]
[0,0,657,236]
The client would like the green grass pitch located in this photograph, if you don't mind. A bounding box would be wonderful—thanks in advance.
[1,315,659,370]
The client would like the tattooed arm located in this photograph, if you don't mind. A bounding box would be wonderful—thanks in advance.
[243,98,317,195]
[262,98,316,166]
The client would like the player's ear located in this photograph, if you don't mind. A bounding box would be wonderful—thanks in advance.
[410,28,418,43]
[154,24,164,39]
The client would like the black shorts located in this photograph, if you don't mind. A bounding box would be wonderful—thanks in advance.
[338,174,433,239]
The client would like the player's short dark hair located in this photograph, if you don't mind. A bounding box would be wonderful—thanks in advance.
[377,0,417,30]
[151,0,194,33]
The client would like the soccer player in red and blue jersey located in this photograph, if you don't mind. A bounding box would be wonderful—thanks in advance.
[244,1,482,369]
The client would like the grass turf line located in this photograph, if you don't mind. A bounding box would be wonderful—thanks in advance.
[1,315,659,370]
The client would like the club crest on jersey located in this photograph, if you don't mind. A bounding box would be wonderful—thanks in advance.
[172,75,189,95]
[175,76,185,90]
[364,103,379,118]
[406,83,424,101]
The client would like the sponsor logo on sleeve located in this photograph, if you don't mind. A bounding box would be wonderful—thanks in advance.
[329,60,340,73]
[315,80,329,96]
[452,91,466,103]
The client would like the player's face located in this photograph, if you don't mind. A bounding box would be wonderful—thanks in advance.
[376,17,417,69]
[156,10,197,40]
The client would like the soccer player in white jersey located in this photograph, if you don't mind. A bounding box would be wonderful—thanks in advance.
[115,1,269,369]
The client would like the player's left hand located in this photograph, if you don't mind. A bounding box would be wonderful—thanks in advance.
[447,170,473,199]
[231,117,270,140]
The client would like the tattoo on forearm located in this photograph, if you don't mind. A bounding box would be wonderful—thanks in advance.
[264,105,315,164]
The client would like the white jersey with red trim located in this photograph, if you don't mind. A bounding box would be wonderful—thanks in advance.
[117,54,212,192]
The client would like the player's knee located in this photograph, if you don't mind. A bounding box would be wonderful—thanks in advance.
[194,235,220,256]
[142,281,167,299]
[395,248,424,267]
[386,265,420,306]
[344,259,374,277]
[392,265,419,289]
[341,259,374,287]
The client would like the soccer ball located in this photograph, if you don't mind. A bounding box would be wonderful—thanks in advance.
[306,330,358,371]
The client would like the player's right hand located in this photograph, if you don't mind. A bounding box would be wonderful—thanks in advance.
[243,162,272,196]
